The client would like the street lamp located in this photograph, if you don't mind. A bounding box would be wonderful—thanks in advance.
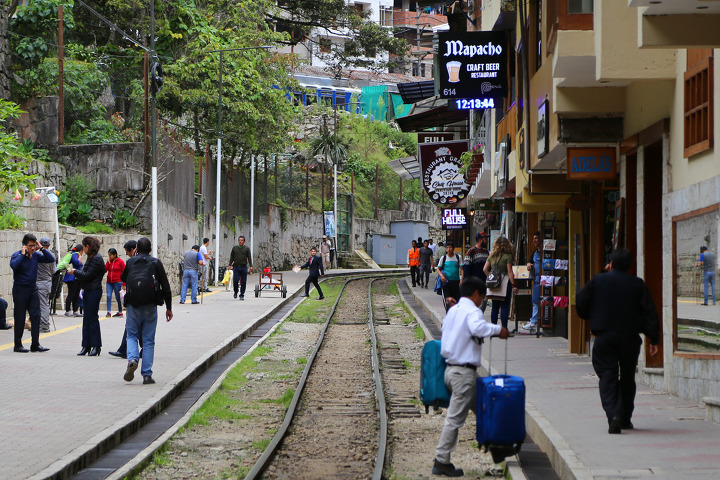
[208,45,271,286]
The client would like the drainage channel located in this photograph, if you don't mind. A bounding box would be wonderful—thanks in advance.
[70,296,303,480]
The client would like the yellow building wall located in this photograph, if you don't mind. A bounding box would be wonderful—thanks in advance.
[623,80,674,138]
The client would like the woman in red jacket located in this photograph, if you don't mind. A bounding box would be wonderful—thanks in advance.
[105,248,126,317]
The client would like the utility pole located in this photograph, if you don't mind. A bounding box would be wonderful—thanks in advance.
[150,0,158,249]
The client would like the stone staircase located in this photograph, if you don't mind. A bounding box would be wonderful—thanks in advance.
[336,249,381,269]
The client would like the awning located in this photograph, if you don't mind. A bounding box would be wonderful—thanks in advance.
[396,81,436,104]
[396,95,469,132]
[388,156,421,180]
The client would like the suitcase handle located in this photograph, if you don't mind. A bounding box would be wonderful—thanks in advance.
[487,336,508,375]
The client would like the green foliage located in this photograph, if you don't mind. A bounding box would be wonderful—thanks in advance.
[57,174,94,225]
[0,197,26,230]
[112,207,139,229]
[66,118,125,144]
[0,101,37,205]
[308,129,348,168]
[78,221,113,234]
[10,0,75,66]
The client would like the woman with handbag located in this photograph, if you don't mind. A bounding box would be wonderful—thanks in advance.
[483,237,519,329]
[67,237,105,357]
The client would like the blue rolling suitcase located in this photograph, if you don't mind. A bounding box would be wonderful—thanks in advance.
[420,340,451,413]
[476,338,525,463]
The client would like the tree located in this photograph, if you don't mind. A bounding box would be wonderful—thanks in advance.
[0,99,37,199]
[0,1,20,100]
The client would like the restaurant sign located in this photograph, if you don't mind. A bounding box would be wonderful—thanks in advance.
[566,147,617,181]
[418,140,470,205]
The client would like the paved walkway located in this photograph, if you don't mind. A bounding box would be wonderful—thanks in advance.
[407,274,720,480]
[0,268,402,480]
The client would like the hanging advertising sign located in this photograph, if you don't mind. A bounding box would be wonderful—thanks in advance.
[323,211,336,238]
[438,31,508,102]
[418,140,470,205]
[441,208,468,230]
[417,132,455,144]
[566,147,617,181]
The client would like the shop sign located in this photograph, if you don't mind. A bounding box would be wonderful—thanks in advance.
[565,195,593,211]
[418,140,470,205]
[566,147,617,181]
[438,31,508,101]
[418,132,455,144]
[441,208,468,230]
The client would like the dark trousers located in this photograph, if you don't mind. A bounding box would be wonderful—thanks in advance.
[442,280,460,311]
[0,297,8,327]
[420,265,432,286]
[490,282,512,328]
[233,266,248,296]
[117,328,143,355]
[81,288,102,348]
[65,280,81,312]
[592,331,642,422]
[410,265,419,286]
[305,275,323,297]
[13,284,41,347]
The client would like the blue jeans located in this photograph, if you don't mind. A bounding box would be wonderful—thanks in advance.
[529,281,540,325]
[233,266,248,297]
[704,271,716,305]
[106,282,123,312]
[181,270,198,303]
[125,304,158,377]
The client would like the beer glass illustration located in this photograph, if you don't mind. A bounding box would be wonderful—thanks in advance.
[446,61,461,83]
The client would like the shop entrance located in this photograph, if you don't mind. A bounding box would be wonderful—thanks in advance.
[643,142,664,367]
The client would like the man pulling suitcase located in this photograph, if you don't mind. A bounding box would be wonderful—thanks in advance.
[433,276,509,477]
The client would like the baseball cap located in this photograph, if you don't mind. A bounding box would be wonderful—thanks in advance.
[322,235,327,239]
[39,236,51,246]
[475,232,489,241]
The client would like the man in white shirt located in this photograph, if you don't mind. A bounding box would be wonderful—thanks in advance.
[433,276,510,477]
[199,237,212,292]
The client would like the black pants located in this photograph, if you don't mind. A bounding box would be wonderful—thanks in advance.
[410,265,420,286]
[81,288,102,348]
[65,280,81,312]
[0,297,9,327]
[233,266,248,297]
[592,331,642,422]
[442,280,460,311]
[13,284,41,347]
[305,275,323,297]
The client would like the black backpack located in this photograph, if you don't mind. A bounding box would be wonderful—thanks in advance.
[124,256,164,307]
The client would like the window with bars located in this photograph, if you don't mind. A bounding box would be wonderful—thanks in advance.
[684,51,714,158]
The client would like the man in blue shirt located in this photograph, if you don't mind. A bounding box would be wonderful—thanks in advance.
[10,233,55,352]
[522,232,543,332]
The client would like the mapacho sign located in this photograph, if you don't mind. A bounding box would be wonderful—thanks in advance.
[438,31,508,100]
[418,140,470,205]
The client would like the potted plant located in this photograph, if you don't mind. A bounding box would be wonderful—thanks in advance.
[460,143,484,177]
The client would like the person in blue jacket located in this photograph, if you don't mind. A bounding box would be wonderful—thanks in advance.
[10,233,55,352]
[297,247,325,300]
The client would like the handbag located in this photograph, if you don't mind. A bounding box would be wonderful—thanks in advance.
[485,262,504,289]
[486,274,510,300]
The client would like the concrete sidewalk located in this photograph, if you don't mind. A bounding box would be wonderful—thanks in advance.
[0,268,403,480]
[407,274,720,480]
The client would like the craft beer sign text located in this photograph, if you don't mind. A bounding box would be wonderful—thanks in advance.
[441,208,468,230]
[566,147,617,181]
[438,31,508,101]
[418,140,470,205]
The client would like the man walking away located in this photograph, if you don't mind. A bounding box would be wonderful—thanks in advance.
[199,238,212,292]
[121,237,173,385]
[10,233,55,352]
[433,276,509,476]
[419,240,434,289]
[297,247,325,300]
[181,245,204,304]
[36,236,55,333]
[109,240,139,359]
[698,246,716,305]
[576,248,659,434]
[408,240,421,287]
[228,235,253,300]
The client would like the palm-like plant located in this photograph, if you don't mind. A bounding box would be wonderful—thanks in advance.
[308,129,348,169]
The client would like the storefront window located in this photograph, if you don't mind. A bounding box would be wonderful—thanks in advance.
[567,0,593,14]
[672,204,720,356]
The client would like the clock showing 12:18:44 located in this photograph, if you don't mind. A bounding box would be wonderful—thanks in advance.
[454,98,495,110]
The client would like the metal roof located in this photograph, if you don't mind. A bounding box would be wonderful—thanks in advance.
[396,80,436,104]
[388,155,421,180]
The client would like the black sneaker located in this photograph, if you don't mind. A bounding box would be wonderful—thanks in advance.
[432,459,464,477]
[233,292,237,298]
[608,417,622,434]
[143,376,155,385]
[239,295,245,300]
[124,359,138,382]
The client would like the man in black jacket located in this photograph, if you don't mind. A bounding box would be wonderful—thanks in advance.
[576,248,659,434]
[297,247,325,300]
[121,237,173,385]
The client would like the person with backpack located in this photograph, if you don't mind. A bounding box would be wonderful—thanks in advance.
[109,240,140,359]
[59,244,83,317]
[483,236,519,329]
[121,237,173,385]
[67,237,105,356]
[432,276,510,477]
[436,242,462,310]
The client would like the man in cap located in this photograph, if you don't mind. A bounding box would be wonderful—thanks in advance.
[320,235,332,270]
[36,236,56,333]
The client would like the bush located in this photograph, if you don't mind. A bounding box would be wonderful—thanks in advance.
[58,174,94,226]
[0,196,25,230]
[78,222,113,234]
[112,207,139,229]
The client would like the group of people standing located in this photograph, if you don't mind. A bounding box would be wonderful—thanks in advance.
[6,234,173,385]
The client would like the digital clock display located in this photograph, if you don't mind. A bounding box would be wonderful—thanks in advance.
[454,98,496,110]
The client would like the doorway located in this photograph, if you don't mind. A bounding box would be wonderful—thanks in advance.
[643,142,664,367]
